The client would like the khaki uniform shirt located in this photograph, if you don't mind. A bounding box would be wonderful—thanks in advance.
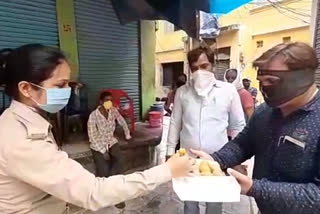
[0,101,171,214]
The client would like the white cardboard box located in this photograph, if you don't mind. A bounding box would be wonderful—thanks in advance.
[172,176,241,202]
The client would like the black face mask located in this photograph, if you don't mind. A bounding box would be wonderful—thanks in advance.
[259,69,315,107]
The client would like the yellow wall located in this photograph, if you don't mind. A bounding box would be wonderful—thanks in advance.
[156,49,185,63]
[156,21,186,53]
[155,21,187,97]
[216,31,239,68]
[217,0,312,103]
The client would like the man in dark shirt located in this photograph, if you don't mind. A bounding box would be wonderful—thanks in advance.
[192,42,320,214]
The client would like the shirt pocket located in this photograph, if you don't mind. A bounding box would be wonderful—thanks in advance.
[273,137,309,179]
[204,101,228,121]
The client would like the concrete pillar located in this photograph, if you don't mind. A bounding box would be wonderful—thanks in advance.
[140,21,156,119]
[56,0,79,81]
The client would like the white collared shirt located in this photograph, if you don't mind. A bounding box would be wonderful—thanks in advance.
[167,81,246,156]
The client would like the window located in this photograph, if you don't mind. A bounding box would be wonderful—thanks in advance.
[256,40,264,48]
[162,62,184,88]
[283,36,291,43]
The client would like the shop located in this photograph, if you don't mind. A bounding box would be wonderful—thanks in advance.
[0,0,144,118]
[0,0,59,110]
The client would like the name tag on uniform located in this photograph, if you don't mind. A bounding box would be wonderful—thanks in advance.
[29,133,47,140]
[284,135,305,149]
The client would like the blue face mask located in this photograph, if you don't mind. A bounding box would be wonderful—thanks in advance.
[31,83,71,113]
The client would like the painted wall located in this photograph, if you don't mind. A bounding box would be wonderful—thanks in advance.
[156,21,187,53]
[56,1,155,119]
[141,21,157,119]
[217,0,312,103]
[56,0,79,81]
[216,31,240,69]
[155,21,187,97]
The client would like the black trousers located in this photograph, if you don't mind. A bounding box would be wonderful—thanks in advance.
[91,143,123,178]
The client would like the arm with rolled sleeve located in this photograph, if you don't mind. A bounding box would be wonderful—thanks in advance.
[5,139,171,211]
[227,86,246,139]
[166,88,183,156]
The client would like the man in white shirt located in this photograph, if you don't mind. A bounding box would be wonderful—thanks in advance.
[166,46,246,214]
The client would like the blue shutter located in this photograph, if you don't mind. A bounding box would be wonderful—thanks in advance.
[75,0,140,117]
[0,0,59,111]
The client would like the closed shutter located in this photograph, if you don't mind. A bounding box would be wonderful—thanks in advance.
[0,0,59,111]
[75,0,140,117]
[215,60,230,81]
[315,0,320,86]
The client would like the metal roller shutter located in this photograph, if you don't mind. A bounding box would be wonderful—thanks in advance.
[75,0,140,117]
[215,60,230,81]
[0,0,59,111]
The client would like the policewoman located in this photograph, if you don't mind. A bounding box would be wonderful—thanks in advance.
[0,44,192,214]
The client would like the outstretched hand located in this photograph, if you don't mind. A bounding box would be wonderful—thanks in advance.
[189,149,214,160]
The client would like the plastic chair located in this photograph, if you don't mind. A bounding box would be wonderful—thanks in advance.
[99,89,135,133]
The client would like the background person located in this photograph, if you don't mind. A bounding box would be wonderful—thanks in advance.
[164,73,187,115]
[224,69,254,120]
[167,46,245,214]
[87,91,132,209]
[242,77,258,105]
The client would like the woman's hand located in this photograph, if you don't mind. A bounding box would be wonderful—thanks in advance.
[189,149,214,161]
[227,168,253,194]
[166,154,193,178]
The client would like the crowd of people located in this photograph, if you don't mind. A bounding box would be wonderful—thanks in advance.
[0,41,319,214]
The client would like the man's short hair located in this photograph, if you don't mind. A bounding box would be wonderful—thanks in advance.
[253,42,318,71]
[100,91,112,101]
[187,46,215,66]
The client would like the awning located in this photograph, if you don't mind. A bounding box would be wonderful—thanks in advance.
[111,0,252,38]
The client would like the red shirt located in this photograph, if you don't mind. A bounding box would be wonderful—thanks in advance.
[238,88,254,110]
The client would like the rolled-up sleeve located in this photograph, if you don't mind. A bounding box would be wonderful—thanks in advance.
[6,139,172,211]
[167,88,183,156]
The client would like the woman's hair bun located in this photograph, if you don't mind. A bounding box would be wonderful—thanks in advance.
[0,48,13,85]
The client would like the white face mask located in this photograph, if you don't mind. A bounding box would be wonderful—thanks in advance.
[191,70,216,97]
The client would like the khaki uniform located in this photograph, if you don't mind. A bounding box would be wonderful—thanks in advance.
[0,101,171,214]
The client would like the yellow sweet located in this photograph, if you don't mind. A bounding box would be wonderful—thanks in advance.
[193,159,225,176]
[178,148,186,156]
[199,161,213,176]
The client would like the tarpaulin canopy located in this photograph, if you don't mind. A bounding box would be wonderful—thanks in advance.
[111,0,252,38]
